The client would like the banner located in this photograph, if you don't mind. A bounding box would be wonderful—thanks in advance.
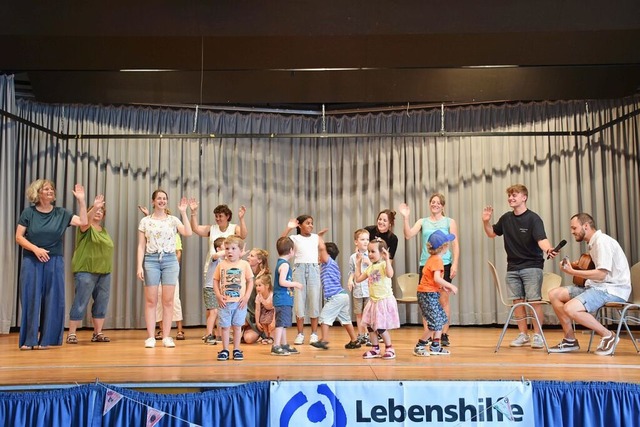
[270,380,534,426]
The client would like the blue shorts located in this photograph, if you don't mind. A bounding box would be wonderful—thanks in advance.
[275,305,293,328]
[506,268,543,301]
[69,272,111,320]
[143,253,179,286]
[417,291,447,331]
[567,285,627,313]
[218,301,247,327]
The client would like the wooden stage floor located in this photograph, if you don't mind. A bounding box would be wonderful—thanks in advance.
[1,326,639,390]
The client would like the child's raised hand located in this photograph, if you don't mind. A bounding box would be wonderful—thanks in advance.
[381,247,390,260]
[287,218,298,229]
[355,252,363,263]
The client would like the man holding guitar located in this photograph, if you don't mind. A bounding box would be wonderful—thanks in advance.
[549,213,631,355]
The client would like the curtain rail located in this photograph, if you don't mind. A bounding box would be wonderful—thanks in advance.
[2,107,640,140]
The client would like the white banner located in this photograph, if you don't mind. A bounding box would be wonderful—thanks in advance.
[270,381,534,426]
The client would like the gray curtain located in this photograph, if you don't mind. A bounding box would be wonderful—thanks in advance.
[1,75,639,330]
[0,75,17,334]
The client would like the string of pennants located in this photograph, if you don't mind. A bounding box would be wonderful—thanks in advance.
[100,383,202,427]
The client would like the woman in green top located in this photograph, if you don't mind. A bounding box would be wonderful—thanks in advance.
[67,203,114,344]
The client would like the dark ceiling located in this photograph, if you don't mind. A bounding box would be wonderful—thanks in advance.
[2,1,640,112]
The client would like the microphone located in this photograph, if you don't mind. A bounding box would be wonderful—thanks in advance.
[547,239,567,259]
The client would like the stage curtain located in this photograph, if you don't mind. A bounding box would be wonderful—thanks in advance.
[1,86,639,331]
[0,75,17,334]
[533,381,640,427]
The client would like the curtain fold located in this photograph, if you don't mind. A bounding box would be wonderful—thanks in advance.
[0,75,17,334]
[1,92,639,330]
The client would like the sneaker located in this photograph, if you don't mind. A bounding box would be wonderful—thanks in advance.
[413,345,430,357]
[282,344,299,354]
[309,333,319,344]
[311,341,329,350]
[270,345,290,356]
[294,333,305,345]
[144,337,156,348]
[162,337,175,348]
[344,340,361,349]
[233,349,244,360]
[364,334,373,346]
[429,344,451,355]
[441,333,450,347]
[531,334,544,349]
[363,347,381,359]
[217,349,230,361]
[548,338,580,353]
[595,332,619,356]
[509,333,530,347]
[203,334,217,345]
[356,334,366,345]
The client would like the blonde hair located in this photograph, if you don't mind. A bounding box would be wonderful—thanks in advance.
[224,235,244,248]
[26,179,56,205]
[506,184,528,199]
[251,248,270,275]
[353,228,369,240]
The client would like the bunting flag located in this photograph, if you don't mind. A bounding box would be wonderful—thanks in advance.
[146,407,166,427]
[103,389,124,415]
[494,396,515,421]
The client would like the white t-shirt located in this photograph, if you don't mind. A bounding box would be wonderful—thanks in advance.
[290,233,320,264]
[586,230,631,300]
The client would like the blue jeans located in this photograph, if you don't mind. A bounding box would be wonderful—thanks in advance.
[506,268,543,301]
[69,272,111,320]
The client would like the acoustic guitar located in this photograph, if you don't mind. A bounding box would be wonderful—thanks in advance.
[568,253,595,286]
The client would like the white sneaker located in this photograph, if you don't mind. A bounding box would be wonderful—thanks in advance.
[294,333,305,345]
[309,333,319,344]
[531,334,544,349]
[509,333,530,347]
[163,337,176,348]
[144,337,156,348]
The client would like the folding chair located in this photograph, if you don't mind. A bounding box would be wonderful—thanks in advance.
[488,261,561,353]
[396,273,420,323]
[587,261,640,355]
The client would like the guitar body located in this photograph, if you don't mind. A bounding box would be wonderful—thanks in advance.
[571,253,595,286]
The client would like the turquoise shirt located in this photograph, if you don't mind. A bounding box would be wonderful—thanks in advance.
[419,216,452,266]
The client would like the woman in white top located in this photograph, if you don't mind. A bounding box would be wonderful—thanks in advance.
[137,189,192,349]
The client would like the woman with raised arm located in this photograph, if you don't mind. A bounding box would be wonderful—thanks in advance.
[16,180,93,350]
[399,193,459,347]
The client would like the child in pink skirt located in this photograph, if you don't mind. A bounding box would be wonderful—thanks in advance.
[355,237,400,359]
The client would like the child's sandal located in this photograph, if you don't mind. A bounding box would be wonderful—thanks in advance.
[382,347,396,360]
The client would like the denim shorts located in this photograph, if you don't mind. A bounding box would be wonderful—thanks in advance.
[292,263,322,318]
[567,285,627,313]
[275,305,293,328]
[506,268,543,301]
[143,252,179,286]
[218,301,248,328]
[69,272,111,320]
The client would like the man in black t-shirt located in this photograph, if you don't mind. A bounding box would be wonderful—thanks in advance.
[482,184,558,349]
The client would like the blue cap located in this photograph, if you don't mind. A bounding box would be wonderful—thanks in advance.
[428,229,455,250]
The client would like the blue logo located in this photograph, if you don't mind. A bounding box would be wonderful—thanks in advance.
[280,383,347,427]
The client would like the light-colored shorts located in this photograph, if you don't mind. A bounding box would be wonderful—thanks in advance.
[292,263,322,318]
[352,296,369,315]
[218,302,247,328]
[566,285,627,313]
[143,253,179,286]
[506,268,543,301]
[319,292,352,326]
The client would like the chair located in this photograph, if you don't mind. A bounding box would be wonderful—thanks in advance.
[396,273,420,323]
[587,261,640,355]
[488,261,562,353]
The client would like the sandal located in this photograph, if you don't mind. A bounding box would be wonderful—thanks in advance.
[382,347,396,360]
[91,332,110,342]
[20,345,33,351]
[155,330,163,340]
[66,334,78,344]
[34,345,49,350]
[176,331,185,340]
